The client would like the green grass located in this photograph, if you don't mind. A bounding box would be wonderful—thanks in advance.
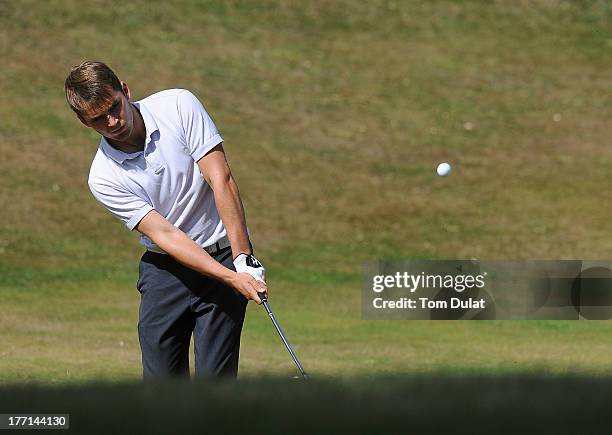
[2,0,612,385]
[2,375,612,434]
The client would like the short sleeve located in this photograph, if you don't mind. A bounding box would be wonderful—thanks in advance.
[176,90,223,162]
[88,179,154,230]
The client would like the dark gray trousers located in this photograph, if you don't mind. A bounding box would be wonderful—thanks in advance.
[136,246,247,379]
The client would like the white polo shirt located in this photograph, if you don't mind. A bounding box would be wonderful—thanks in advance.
[88,89,226,253]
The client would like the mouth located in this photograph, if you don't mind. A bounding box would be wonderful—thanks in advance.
[111,124,125,135]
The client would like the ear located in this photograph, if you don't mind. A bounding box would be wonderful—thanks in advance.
[121,81,131,101]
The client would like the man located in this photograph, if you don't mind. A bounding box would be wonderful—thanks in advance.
[64,61,267,379]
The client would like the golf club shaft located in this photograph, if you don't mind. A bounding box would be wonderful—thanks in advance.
[258,293,308,379]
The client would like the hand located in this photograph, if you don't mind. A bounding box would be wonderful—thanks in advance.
[231,272,268,304]
[233,253,266,284]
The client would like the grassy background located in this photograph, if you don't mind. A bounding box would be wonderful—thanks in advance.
[2,0,612,387]
[2,375,611,434]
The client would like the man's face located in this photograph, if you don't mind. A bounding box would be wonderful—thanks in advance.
[78,83,134,142]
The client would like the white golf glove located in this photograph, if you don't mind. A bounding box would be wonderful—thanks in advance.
[233,253,266,283]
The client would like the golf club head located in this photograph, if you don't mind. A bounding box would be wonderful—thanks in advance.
[292,373,309,381]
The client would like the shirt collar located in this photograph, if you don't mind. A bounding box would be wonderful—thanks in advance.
[99,100,160,165]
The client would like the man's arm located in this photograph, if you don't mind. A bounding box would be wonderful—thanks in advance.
[135,209,266,303]
[197,144,253,261]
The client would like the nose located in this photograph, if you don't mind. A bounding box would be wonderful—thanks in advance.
[107,114,119,129]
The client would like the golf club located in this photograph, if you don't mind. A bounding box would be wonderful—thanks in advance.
[257,292,309,380]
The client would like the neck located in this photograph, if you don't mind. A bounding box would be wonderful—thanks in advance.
[107,104,146,153]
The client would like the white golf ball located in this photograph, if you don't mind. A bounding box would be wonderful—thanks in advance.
[436,162,452,177]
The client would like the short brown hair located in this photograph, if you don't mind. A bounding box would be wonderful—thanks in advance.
[65,61,123,117]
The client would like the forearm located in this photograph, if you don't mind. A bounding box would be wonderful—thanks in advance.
[154,224,236,286]
[212,175,252,259]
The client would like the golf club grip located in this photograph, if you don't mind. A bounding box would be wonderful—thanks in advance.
[257,291,268,303]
